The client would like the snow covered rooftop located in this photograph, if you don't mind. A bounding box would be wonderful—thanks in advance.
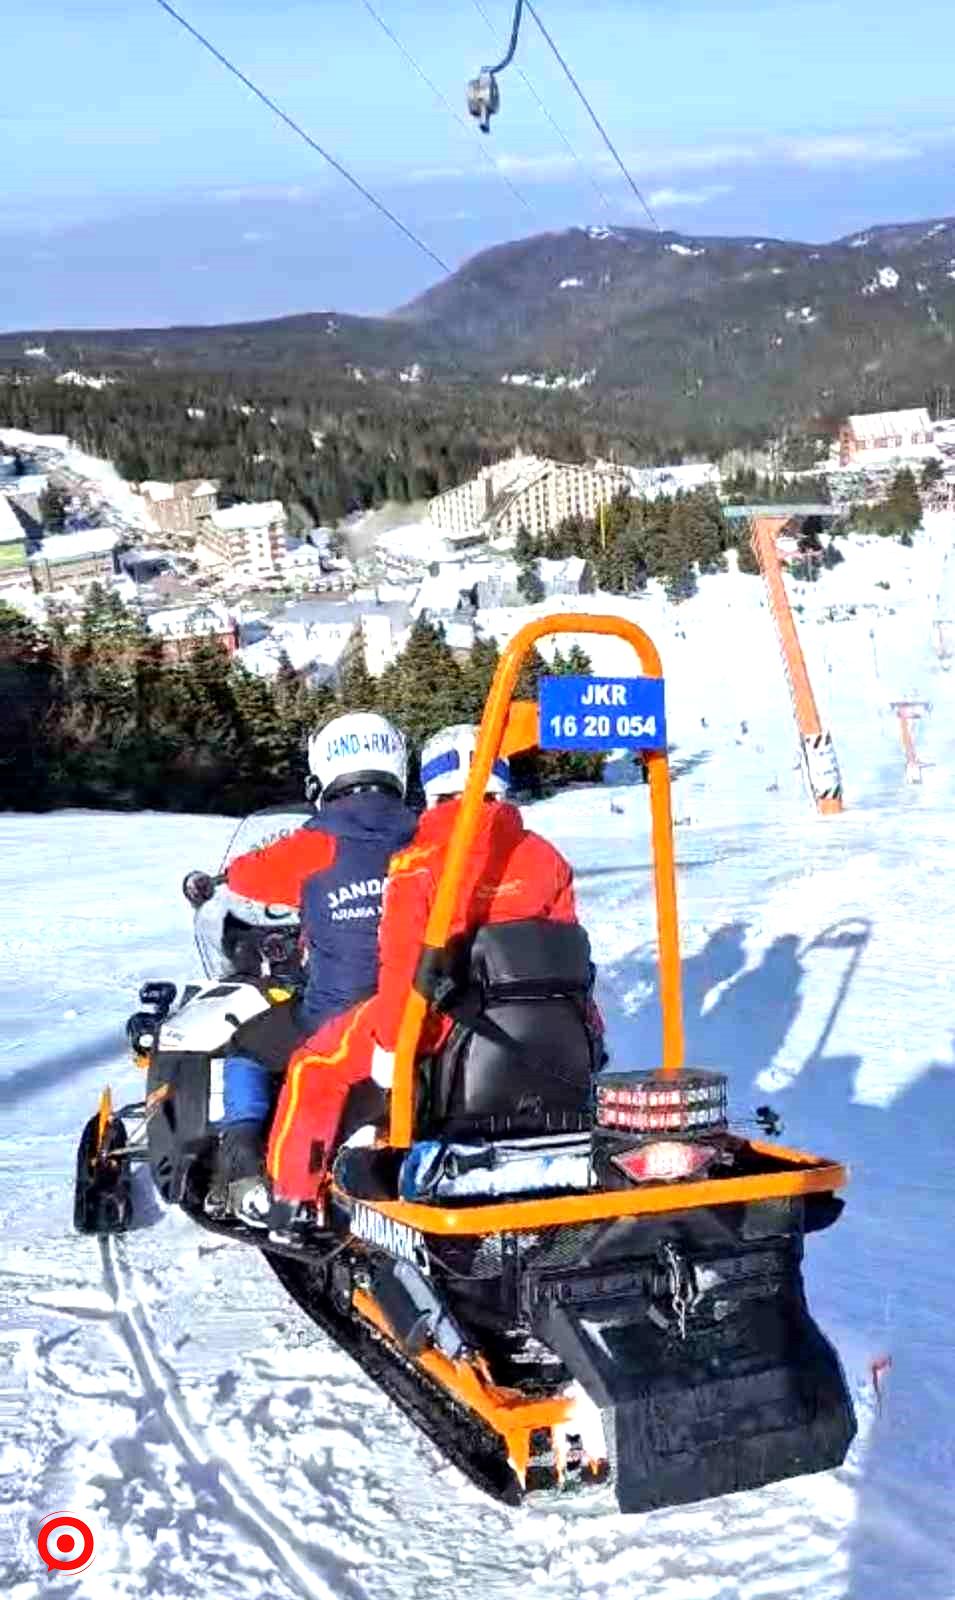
[55,371,115,390]
[29,529,118,563]
[538,555,589,585]
[625,461,720,499]
[146,602,235,640]
[0,474,48,496]
[0,495,25,544]
[236,618,355,678]
[411,571,475,618]
[140,478,218,502]
[847,408,932,436]
[283,541,325,568]
[208,500,285,532]
[443,621,477,651]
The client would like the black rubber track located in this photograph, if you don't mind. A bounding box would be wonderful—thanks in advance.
[264,1249,524,1505]
[184,1204,523,1503]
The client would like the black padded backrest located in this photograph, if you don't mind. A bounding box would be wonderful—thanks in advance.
[426,918,597,1140]
[456,918,593,995]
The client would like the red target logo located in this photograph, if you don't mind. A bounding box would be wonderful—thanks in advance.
[36,1513,96,1573]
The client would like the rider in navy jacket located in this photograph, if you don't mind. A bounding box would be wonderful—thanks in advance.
[187,713,415,1221]
[230,790,416,1032]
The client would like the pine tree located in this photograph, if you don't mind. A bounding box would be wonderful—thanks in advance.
[514,522,534,564]
[517,554,545,604]
[458,635,501,721]
[377,617,465,747]
[337,639,378,712]
[39,482,69,533]
[734,522,761,575]
[0,604,55,808]
[175,637,242,809]
[886,468,922,536]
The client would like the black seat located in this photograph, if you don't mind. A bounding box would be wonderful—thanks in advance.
[421,918,600,1140]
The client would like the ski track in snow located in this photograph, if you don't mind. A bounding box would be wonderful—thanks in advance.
[2,811,946,1600]
[6,519,955,1597]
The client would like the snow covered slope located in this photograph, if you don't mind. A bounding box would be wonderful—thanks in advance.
[4,524,955,1598]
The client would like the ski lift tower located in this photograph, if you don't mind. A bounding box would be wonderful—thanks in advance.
[750,512,844,815]
[932,619,953,672]
[890,700,930,784]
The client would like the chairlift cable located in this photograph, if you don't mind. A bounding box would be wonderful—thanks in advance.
[524,1,661,233]
[470,0,615,216]
[486,0,525,74]
[359,0,535,220]
[152,0,451,275]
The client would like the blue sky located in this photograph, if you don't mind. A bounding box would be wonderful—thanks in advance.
[4,0,954,329]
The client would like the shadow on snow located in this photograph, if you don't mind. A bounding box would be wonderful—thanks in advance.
[600,919,955,1599]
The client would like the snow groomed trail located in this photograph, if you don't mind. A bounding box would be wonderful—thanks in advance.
[2,794,954,1600]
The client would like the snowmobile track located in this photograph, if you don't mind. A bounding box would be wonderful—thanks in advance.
[263,1249,527,1507]
[99,1236,363,1600]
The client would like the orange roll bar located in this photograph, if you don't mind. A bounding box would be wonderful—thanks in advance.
[388,612,684,1149]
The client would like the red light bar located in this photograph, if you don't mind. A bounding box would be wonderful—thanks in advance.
[596,1069,728,1137]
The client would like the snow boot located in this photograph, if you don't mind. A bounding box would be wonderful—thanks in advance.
[267,1196,326,1247]
[227,1176,271,1228]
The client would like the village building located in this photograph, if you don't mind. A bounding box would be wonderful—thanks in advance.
[119,547,177,585]
[838,409,935,466]
[428,454,632,545]
[236,597,408,685]
[0,494,31,586]
[136,478,219,536]
[196,500,289,578]
[145,600,239,663]
[28,529,119,594]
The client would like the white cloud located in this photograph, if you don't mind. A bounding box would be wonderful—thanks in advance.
[210,184,309,204]
[405,128,941,190]
[782,134,920,166]
[647,183,732,208]
[242,230,271,243]
[406,164,470,184]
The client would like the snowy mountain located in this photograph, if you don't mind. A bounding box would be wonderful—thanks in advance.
[4,518,955,1595]
[6,215,955,435]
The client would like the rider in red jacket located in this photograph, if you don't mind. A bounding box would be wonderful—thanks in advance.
[266,723,582,1214]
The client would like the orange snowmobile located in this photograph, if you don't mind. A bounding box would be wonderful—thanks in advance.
[75,612,856,1511]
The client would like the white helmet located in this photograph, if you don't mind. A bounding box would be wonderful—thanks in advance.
[308,712,407,803]
[420,723,509,807]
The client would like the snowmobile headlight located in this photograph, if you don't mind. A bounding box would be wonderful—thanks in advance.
[126,1011,158,1062]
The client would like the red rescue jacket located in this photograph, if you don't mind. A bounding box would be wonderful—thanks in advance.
[372,797,578,1052]
[225,793,417,1027]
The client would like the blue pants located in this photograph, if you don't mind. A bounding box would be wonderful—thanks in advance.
[222,1055,273,1128]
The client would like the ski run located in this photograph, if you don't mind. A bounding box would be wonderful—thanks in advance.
[3,516,955,1599]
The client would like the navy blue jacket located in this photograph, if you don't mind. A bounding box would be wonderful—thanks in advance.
[227,790,417,1032]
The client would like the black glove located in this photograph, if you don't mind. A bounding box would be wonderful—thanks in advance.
[183,870,218,907]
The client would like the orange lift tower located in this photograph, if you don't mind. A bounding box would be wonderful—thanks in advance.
[890,700,930,784]
[751,514,844,815]
[932,619,953,672]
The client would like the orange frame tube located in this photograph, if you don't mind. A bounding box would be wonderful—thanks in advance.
[388,612,684,1149]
